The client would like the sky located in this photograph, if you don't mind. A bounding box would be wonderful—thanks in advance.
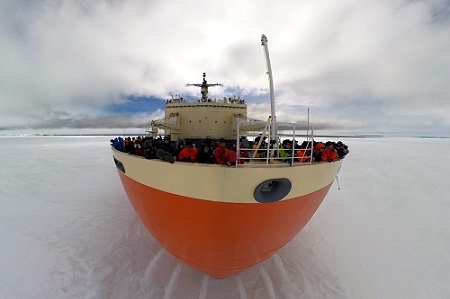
[1,136,449,298]
[1,0,450,136]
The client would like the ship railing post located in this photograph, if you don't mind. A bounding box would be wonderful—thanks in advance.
[236,121,242,166]
[291,124,296,166]
[268,120,279,163]
[267,121,271,164]
[236,123,240,164]
[309,126,314,164]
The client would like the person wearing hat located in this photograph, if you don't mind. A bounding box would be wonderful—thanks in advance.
[197,143,215,164]
[240,136,250,148]
[252,135,268,160]
[173,141,185,161]
[237,139,250,164]
[161,135,174,155]
[279,139,293,162]
[178,140,198,162]
[335,141,349,158]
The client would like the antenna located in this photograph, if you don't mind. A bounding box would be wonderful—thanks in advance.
[186,72,222,102]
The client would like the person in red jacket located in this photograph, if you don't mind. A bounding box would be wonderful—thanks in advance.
[214,138,231,165]
[313,142,326,162]
[178,140,198,162]
[228,145,237,166]
[321,141,339,162]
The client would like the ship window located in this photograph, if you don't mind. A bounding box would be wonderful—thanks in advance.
[169,116,179,125]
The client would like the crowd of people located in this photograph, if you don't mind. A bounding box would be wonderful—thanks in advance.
[111,135,349,165]
[277,139,349,163]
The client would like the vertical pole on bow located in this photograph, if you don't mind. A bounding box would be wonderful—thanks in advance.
[261,34,278,155]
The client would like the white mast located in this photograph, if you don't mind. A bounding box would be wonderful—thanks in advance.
[261,34,278,151]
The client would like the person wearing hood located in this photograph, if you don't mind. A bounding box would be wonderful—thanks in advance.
[214,138,231,165]
[197,144,215,164]
[321,141,339,162]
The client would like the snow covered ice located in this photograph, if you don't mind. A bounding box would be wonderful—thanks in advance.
[0,136,449,298]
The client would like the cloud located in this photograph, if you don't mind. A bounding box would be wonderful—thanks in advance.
[0,0,449,136]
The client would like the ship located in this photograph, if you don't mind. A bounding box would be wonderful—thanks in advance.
[111,35,346,279]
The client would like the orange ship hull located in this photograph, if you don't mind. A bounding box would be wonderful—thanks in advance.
[110,46,348,277]
[117,170,333,278]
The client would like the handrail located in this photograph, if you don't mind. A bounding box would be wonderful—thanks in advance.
[236,120,315,166]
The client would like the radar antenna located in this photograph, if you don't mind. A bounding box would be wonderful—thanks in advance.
[186,72,222,102]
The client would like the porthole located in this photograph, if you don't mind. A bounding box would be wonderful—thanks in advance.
[253,178,292,203]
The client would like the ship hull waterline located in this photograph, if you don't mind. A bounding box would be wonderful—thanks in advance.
[113,152,341,278]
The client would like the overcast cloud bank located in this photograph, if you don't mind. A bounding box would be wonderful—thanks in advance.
[1,0,449,136]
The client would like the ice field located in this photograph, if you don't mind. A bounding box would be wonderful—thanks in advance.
[0,136,449,298]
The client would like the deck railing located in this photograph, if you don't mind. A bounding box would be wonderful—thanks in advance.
[236,121,315,166]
